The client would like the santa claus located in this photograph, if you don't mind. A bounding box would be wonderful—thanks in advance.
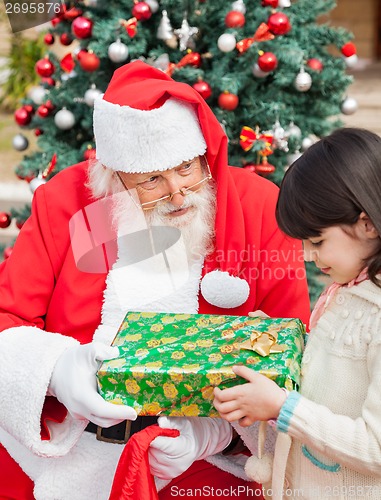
[0,61,310,499]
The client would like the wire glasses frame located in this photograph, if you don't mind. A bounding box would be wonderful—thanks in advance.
[116,155,212,211]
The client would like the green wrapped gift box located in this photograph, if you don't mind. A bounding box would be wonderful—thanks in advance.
[97,312,305,417]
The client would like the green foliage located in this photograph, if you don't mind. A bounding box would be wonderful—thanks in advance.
[11,0,356,303]
[0,33,45,110]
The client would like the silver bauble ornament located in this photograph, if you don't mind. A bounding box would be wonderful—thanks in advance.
[54,108,75,130]
[61,70,77,81]
[286,122,302,139]
[294,68,312,92]
[12,133,29,151]
[28,85,46,105]
[341,96,358,115]
[84,85,102,107]
[252,63,269,78]
[287,151,302,167]
[108,39,129,63]
[217,33,236,53]
[301,136,314,151]
[145,0,159,13]
[278,0,291,7]
[344,54,358,69]
[29,174,46,194]
[231,0,246,14]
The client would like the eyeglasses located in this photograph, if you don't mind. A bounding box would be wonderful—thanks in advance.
[116,156,212,211]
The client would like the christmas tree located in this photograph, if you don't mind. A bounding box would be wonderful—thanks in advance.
[4,0,358,301]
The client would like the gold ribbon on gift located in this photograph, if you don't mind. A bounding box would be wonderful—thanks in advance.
[239,330,286,357]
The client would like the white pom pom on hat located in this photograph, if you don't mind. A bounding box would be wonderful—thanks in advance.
[200,270,250,308]
[245,452,273,484]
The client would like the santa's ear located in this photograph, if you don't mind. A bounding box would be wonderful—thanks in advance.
[358,212,379,239]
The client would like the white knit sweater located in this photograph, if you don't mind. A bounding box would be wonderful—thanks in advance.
[271,279,381,500]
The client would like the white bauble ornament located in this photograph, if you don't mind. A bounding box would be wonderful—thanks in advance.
[84,84,102,106]
[12,133,29,151]
[217,33,236,53]
[341,96,358,115]
[231,0,246,14]
[28,85,46,105]
[344,54,358,69]
[294,68,312,92]
[301,136,314,151]
[54,108,76,130]
[29,174,46,194]
[252,63,269,78]
[108,39,129,63]
[278,0,291,7]
[145,0,159,13]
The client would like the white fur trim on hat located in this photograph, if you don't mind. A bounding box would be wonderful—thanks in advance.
[93,97,206,173]
[200,270,250,308]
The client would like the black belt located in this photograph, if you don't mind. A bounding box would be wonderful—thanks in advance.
[85,416,158,444]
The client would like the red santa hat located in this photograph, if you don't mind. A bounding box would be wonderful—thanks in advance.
[93,61,250,309]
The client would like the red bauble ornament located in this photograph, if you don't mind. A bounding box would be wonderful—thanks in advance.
[341,42,356,57]
[83,147,97,160]
[51,16,61,27]
[3,246,13,260]
[63,7,83,21]
[255,157,276,176]
[258,52,278,72]
[192,80,212,100]
[60,33,73,46]
[23,104,34,114]
[41,77,55,86]
[218,92,239,111]
[0,212,11,228]
[72,16,93,39]
[307,58,323,72]
[35,128,44,136]
[44,33,55,45]
[262,0,278,6]
[14,107,32,126]
[132,1,152,21]
[79,52,100,72]
[35,58,55,77]
[225,11,245,28]
[76,49,88,61]
[267,12,291,35]
[37,105,50,118]
[243,163,257,173]
[16,220,25,230]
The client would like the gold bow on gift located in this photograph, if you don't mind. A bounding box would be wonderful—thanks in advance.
[239,330,286,357]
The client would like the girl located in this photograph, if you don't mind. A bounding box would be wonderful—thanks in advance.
[214,128,381,499]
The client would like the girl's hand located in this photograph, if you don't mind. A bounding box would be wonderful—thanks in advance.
[213,365,287,427]
[248,310,269,318]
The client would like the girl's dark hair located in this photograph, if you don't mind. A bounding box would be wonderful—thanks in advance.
[276,127,381,286]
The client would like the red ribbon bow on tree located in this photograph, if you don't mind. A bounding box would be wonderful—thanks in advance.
[236,22,275,54]
[239,126,274,155]
[121,17,138,38]
[165,52,202,76]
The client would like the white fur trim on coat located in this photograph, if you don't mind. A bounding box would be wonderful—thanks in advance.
[0,326,84,457]
[93,97,207,173]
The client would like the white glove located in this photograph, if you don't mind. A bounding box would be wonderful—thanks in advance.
[149,416,232,480]
[49,342,137,427]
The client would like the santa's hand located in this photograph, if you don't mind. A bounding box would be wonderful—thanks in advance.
[49,342,137,426]
[148,416,232,480]
[248,310,269,318]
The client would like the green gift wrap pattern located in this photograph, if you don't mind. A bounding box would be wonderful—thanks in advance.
[97,312,305,417]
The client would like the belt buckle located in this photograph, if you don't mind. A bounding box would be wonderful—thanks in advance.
[96,420,132,444]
